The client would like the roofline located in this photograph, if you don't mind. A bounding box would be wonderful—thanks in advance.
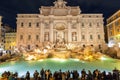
[107,10,120,21]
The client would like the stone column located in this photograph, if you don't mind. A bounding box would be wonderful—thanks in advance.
[53,31,56,43]
[40,20,44,42]
[77,22,81,42]
[64,31,67,43]
[50,21,54,43]
[68,21,72,43]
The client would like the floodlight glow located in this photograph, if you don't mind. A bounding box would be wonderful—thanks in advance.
[84,55,93,60]
[43,49,48,54]
[38,59,44,62]
[100,56,107,61]
[46,45,51,49]
[34,49,41,54]
[26,55,36,61]
[65,43,75,49]
[0,48,4,51]
[118,43,120,47]
[108,40,115,47]
[51,58,66,62]
[73,59,79,61]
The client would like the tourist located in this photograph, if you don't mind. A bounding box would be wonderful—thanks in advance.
[25,71,30,80]
[20,75,25,80]
[66,70,70,80]
[102,71,107,80]
[45,69,51,80]
[86,70,93,80]
[113,68,119,80]
[8,74,14,80]
[40,68,45,80]
[1,68,120,80]
[106,72,113,80]
[81,69,86,80]
[58,69,62,80]
[33,70,39,80]
[93,69,99,80]
[49,74,54,80]
[62,72,66,80]
[53,71,58,80]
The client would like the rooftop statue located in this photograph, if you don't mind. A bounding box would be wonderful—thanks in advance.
[54,0,67,8]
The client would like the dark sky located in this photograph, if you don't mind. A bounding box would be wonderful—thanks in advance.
[0,0,120,28]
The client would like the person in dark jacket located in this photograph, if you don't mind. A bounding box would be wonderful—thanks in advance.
[25,71,30,80]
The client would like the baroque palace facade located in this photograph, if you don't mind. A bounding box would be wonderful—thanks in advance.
[107,10,120,47]
[17,0,105,50]
[0,16,2,47]
[0,16,4,48]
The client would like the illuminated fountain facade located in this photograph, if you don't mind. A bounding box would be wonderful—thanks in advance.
[17,0,105,51]
[1,1,120,78]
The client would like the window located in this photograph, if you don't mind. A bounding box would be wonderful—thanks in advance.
[21,23,24,27]
[36,35,39,40]
[90,35,93,40]
[115,21,119,26]
[99,45,101,49]
[20,35,23,40]
[81,23,84,27]
[72,26,77,29]
[29,22,31,27]
[109,24,113,30]
[89,23,92,27]
[98,35,101,39]
[36,23,39,27]
[28,45,30,50]
[44,32,49,41]
[82,35,85,40]
[97,23,99,27]
[91,45,93,47]
[45,23,49,29]
[83,45,85,47]
[117,29,119,32]
[72,32,77,41]
[110,38,113,40]
[28,35,31,40]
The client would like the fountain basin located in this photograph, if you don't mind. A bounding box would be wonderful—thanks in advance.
[0,57,120,77]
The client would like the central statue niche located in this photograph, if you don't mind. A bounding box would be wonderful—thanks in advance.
[54,23,67,48]
[56,31,64,43]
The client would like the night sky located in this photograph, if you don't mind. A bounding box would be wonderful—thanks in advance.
[0,0,120,28]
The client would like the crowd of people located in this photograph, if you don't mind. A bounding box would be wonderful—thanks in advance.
[1,68,120,80]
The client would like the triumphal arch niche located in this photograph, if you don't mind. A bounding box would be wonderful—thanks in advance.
[17,0,105,50]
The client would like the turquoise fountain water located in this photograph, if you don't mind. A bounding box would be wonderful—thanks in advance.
[0,56,120,77]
